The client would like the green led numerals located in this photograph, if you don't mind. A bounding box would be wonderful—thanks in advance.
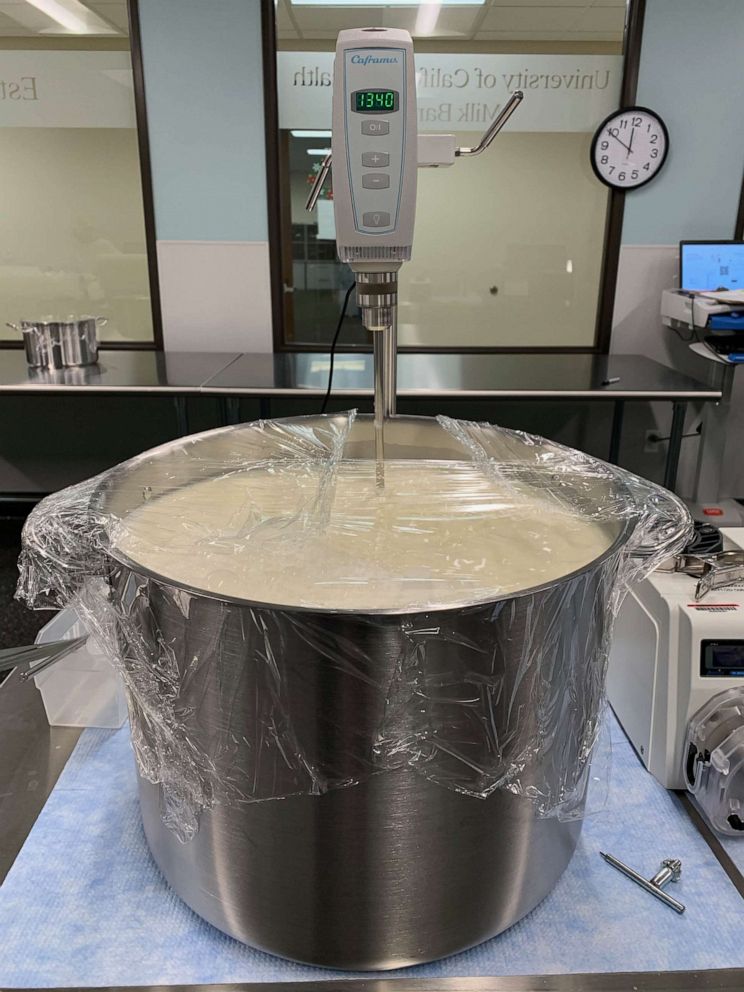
[353,90,398,114]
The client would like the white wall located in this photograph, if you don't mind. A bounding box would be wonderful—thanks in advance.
[139,0,273,353]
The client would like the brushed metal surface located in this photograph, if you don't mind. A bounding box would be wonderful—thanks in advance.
[0,349,721,400]
[8,973,744,992]
[0,670,81,883]
[139,773,581,969]
[200,353,722,400]
[0,350,240,393]
[99,415,628,969]
[127,571,607,968]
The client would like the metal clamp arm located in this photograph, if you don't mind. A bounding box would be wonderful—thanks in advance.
[456,91,523,157]
[305,152,332,212]
[695,551,744,600]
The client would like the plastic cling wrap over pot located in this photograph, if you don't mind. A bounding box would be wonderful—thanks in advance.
[17,413,692,841]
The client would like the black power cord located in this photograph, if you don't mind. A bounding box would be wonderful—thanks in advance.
[321,280,356,415]
[647,424,702,443]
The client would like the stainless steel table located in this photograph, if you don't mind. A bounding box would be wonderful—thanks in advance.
[203,352,721,492]
[1,669,742,992]
[0,350,721,491]
[0,350,241,436]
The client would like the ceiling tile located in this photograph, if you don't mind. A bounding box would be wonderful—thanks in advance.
[574,4,625,30]
[480,6,585,32]
[291,6,383,32]
[383,5,483,37]
[84,1,128,31]
[0,9,34,34]
[487,0,590,5]
[570,30,625,39]
[477,28,584,40]
[276,0,297,31]
[0,0,124,34]
[0,2,55,33]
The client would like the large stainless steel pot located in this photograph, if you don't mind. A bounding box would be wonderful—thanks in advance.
[95,415,633,970]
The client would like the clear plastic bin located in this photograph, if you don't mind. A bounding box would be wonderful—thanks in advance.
[33,608,128,729]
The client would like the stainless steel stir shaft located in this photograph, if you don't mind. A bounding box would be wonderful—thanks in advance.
[372,316,397,489]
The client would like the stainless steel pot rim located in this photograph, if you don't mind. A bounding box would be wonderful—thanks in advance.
[93,414,637,617]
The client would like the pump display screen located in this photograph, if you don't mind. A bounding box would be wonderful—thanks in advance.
[701,639,744,678]
[352,89,399,113]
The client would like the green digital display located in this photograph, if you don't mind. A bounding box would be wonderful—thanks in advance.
[352,89,399,113]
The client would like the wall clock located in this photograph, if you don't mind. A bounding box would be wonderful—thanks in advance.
[591,106,669,190]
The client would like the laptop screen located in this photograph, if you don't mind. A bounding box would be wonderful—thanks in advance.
[680,241,744,291]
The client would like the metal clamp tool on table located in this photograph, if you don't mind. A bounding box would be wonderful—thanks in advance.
[600,852,686,914]
[659,547,744,600]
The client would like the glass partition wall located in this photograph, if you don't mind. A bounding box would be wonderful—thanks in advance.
[275,0,629,350]
[0,0,154,344]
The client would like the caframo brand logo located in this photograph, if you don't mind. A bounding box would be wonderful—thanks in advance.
[351,54,399,65]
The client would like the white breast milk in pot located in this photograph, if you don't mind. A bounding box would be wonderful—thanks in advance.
[113,458,614,612]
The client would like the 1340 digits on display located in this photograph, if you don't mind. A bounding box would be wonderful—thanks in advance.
[353,90,398,113]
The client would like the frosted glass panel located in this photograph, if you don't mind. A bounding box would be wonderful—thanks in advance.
[398,132,609,347]
[0,42,153,344]
[276,0,625,349]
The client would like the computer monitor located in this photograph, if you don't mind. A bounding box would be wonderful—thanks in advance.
[680,240,744,291]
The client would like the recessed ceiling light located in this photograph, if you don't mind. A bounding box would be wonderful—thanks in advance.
[307,148,332,155]
[291,130,332,139]
[415,1,441,35]
[24,0,118,34]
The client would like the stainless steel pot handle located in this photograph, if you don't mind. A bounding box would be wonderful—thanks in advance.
[5,322,35,333]
[621,481,694,568]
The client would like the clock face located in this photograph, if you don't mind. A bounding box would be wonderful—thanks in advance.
[590,106,669,190]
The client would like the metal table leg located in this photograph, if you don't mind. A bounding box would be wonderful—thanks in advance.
[173,396,189,437]
[608,400,625,465]
[663,401,686,492]
[220,397,241,426]
[693,365,736,504]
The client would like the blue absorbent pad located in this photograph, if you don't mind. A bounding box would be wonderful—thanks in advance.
[1,714,743,988]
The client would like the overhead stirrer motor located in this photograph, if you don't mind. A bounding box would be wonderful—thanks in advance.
[306,27,523,483]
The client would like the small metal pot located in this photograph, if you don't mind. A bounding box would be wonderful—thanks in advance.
[8,316,104,369]
[7,321,65,370]
[59,316,104,367]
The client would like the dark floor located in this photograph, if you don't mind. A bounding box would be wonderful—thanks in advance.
[0,515,52,680]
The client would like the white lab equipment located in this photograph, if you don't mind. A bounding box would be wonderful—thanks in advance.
[661,288,744,342]
[32,608,128,729]
[607,526,744,835]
